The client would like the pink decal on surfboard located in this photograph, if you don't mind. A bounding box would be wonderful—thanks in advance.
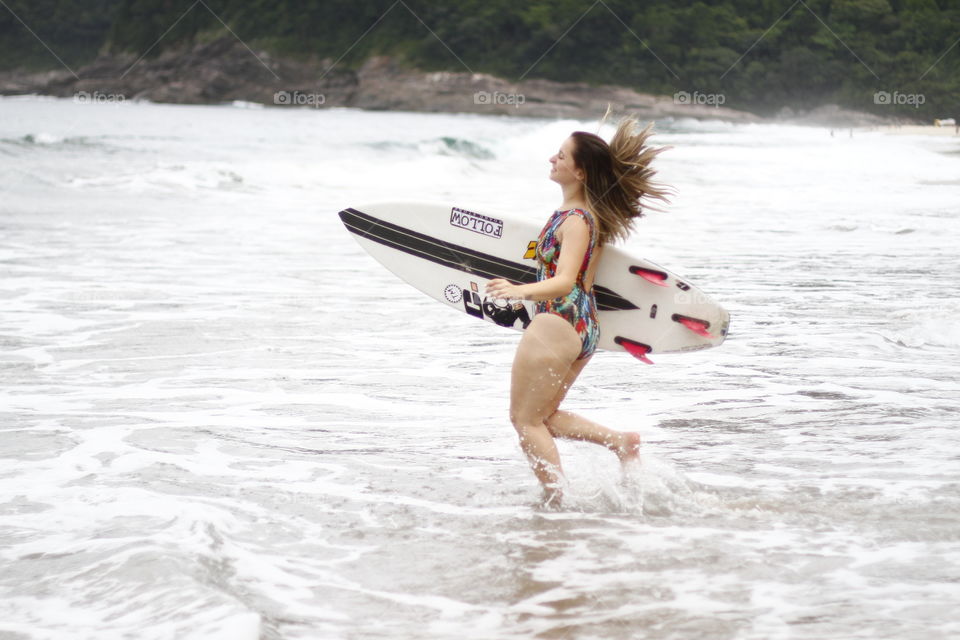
[675,316,715,338]
[629,265,669,287]
[615,336,654,364]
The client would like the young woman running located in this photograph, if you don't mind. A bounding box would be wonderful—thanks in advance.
[485,117,670,506]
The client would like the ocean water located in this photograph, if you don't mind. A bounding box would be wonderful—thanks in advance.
[1,96,958,640]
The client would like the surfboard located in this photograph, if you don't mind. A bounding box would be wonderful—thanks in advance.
[338,202,729,363]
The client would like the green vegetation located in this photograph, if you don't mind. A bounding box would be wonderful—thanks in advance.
[2,0,958,118]
[0,0,120,70]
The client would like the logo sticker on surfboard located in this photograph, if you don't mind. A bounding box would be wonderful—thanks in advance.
[524,240,537,259]
[457,280,531,329]
[443,284,463,303]
[450,207,503,239]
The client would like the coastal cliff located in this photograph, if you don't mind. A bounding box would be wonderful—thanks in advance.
[0,38,892,126]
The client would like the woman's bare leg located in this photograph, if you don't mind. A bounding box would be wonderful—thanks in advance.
[542,356,642,462]
[545,411,641,462]
[510,314,581,504]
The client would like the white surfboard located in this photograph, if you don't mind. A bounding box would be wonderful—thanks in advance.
[338,202,729,363]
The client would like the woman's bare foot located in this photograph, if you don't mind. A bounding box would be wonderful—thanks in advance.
[615,431,641,463]
[539,486,563,510]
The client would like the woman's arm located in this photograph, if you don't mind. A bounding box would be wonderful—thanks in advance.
[485,216,590,302]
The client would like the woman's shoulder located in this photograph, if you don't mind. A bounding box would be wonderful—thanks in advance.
[556,208,596,226]
[555,207,593,217]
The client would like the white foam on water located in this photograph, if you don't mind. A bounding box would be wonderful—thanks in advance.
[885,301,960,349]
[1,96,959,640]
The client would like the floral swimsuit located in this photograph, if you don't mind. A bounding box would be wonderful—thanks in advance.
[535,208,600,360]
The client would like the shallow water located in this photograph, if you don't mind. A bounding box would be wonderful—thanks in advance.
[1,97,959,639]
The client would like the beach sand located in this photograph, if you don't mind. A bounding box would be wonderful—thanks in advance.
[880,124,960,136]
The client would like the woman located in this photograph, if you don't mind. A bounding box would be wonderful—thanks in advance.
[485,116,670,506]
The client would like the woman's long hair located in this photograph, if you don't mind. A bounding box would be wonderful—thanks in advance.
[571,117,671,245]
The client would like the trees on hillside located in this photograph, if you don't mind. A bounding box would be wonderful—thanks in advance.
[1,0,956,117]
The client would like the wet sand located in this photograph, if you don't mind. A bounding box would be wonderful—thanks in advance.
[880,124,960,136]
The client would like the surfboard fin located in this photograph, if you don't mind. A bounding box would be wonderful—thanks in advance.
[615,336,654,364]
[629,266,669,287]
[674,315,715,338]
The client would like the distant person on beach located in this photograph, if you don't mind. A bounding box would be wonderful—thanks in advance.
[485,116,670,506]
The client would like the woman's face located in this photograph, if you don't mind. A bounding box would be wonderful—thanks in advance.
[549,136,583,186]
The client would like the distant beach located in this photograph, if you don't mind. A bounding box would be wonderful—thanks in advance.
[880,124,960,136]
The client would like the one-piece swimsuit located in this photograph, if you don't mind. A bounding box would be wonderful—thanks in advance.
[535,208,600,360]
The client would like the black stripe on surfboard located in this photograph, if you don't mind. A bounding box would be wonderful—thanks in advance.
[338,207,638,312]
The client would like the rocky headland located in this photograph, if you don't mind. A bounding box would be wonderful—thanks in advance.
[0,37,900,127]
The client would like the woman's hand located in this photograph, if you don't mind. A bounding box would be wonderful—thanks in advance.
[485,278,525,301]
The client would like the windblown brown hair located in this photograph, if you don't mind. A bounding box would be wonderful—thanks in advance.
[570,118,672,245]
